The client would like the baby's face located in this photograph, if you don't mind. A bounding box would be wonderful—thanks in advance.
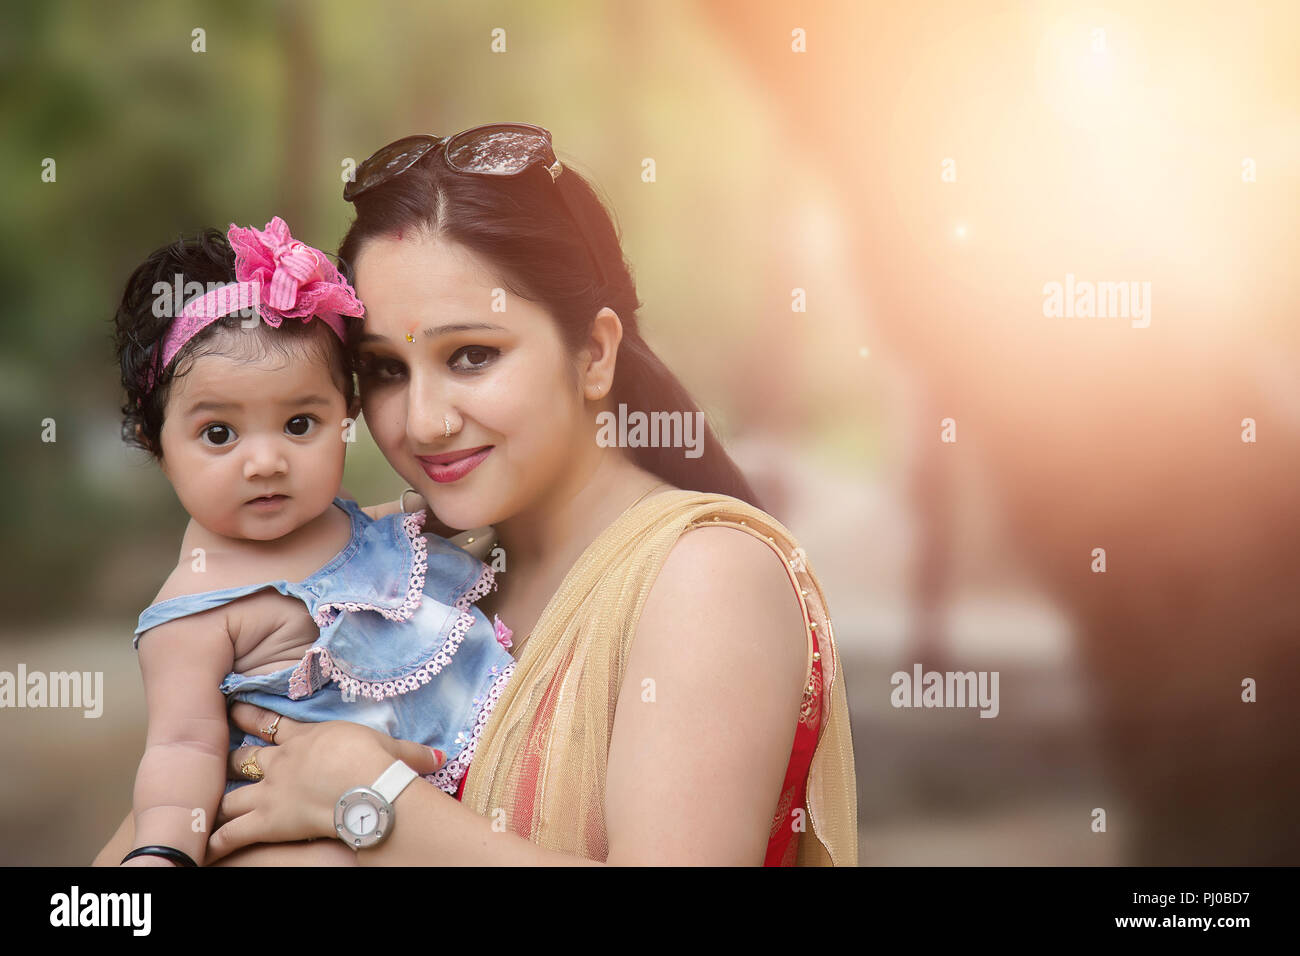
[157,348,352,542]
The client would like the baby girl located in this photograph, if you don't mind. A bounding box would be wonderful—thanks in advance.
[111,217,515,866]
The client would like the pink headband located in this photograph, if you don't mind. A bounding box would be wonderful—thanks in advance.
[140,216,364,397]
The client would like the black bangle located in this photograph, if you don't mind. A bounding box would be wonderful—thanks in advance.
[121,845,198,867]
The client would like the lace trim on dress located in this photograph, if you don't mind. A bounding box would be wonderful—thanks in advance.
[287,646,333,700]
[311,510,430,629]
[458,562,497,611]
[303,608,474,702]
[427,660,517,795]
[287,523,501,703]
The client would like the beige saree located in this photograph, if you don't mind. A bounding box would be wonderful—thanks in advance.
[460,488,859,865]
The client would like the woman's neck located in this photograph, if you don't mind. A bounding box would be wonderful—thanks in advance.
[494,453,663,573]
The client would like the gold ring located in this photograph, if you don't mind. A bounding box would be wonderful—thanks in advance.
[261,714,282,744]
[238,750,265,781]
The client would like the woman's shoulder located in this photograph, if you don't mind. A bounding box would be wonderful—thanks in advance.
[661,513,806,615]
[637,487,823,679]
[578,483,821,662]
[640,489,809,571]
[646,487,788,525]
[663,525,804,622]
[641,494,810,664]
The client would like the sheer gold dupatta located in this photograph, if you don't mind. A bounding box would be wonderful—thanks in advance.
[460,489,859,865]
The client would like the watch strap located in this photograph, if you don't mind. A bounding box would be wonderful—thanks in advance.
[371,759,419,804]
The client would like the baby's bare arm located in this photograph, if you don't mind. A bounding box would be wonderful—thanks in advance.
[210,840,358,866]
[95,810,356,866]
[129,609,234,866]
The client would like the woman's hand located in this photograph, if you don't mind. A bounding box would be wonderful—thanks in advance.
[206,703,445,863]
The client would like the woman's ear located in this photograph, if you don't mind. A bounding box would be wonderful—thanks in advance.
[583,307,622,400]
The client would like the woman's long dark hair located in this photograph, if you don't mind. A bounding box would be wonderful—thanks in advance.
[337,139,763,509]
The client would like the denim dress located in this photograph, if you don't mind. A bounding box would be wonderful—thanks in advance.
[133,497,516,796]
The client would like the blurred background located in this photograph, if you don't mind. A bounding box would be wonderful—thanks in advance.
[1,0,1296,865]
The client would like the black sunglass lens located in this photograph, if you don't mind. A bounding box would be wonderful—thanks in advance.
[446,127,551,175]
[345,137,438,200]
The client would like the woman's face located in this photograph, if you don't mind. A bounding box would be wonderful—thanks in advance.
[352,232,599,532]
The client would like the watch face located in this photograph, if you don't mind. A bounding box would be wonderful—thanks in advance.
[335,788,392,848]
[344,801,379,836]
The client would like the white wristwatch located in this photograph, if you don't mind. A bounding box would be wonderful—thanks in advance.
[334,760,419,849]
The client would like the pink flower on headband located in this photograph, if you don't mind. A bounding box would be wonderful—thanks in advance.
[139,216,364,399]
[228,216,363,327]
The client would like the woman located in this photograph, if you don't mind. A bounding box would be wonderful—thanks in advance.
[96,124,857,865]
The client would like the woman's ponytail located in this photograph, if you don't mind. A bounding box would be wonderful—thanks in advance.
[611,331,764,510]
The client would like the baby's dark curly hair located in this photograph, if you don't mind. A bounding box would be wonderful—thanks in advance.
[113,228,360,459]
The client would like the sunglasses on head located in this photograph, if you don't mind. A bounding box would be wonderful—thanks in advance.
[344,123,607,285]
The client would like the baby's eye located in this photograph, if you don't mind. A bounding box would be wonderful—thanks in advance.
[201,424,236,446]
[449,346,499,372]
[286,415,316,437]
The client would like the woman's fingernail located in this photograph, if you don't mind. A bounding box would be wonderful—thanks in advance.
[429,748,446,763]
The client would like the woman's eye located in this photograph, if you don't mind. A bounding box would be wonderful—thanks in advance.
[286,415,316,437]
[201,424,235,446]
[358,355,406,382]
[450,346,499,372]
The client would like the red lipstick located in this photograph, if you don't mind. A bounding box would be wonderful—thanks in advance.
[416,446,492,483]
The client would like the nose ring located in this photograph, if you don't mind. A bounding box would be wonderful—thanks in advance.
[444,415,452,438]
